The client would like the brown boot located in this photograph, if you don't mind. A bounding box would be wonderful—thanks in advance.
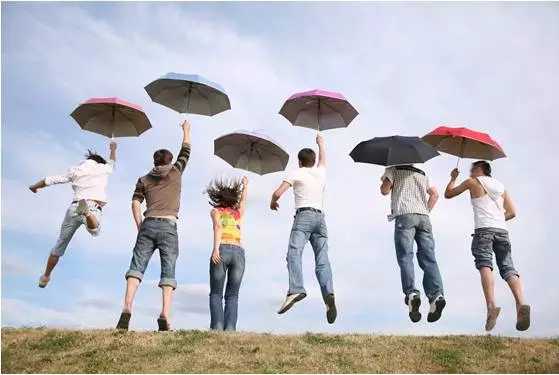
[516,305,530,331]
[485,306,501,331]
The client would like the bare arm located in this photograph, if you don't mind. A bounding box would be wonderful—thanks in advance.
[316,133,326,167]
[239,176,249,217]
[380,178,393,196]
[427,186,439,211]
[131,200,143,230]
[270,181,291,211]
[29,179,47,193]
[109,141,117,162]
[444,169,471,199]
[210,209,222,264]
[503,190,516,221]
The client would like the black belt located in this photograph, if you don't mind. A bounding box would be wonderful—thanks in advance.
[72,200,102,211]
[296,207,322,214]
[144,217,176,224]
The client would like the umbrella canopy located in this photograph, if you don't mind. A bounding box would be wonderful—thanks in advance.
[422,126,506,160]
[279,89,358,131]
[145,72,231,116]
[350,136,440,166]
[214,131,289,175]
[70,97,152,138]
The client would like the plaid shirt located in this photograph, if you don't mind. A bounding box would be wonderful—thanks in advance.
[382,165,431,221]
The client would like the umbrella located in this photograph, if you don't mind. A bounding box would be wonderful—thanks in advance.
[70,97,152,138]
[279,89,358,131]
[422,126,506,163]
[350,136,440,166]
[145,72,230,116]
[214,131,289,175]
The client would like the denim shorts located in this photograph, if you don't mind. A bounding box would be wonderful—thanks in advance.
[125,218,179,289]
[471,227,519,281]
[51,201,102,256]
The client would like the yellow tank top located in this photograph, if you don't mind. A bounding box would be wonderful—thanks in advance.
[217,207,241,244]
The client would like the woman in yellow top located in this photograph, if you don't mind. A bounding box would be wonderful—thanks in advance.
[206,176,248,331]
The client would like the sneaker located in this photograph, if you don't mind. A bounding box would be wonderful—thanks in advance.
[516,305,530,331]
[116,312,131,331]
[324,294,337,324]
[38,275,50,288]
[277,293,306,314]
[405,293,421,323]
[76,199,90,216]
[157,316,171,332]
[427,295,446,323]
[485,306,501,331]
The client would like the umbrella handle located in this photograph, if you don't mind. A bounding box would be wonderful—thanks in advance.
[456,156,461,169]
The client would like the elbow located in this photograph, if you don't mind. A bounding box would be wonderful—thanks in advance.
[380,188,389,196]
[444,192,452,199]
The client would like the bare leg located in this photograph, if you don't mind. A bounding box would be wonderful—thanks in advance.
[43,255,60,278]
[161,286,173,319]
[123,277,141,313]
[479,267,496,310]
[84,212,99,231]
[506,275,525,311]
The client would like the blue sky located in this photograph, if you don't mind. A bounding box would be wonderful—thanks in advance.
[2,2,558,337]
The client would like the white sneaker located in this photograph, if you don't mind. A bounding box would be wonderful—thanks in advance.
[76,199,90,216]
[38,275,50,288]
[277,293,307,314]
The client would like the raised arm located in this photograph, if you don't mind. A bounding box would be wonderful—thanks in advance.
[210,209,222,265]
[503,190,516,221]
[427,186,439,211]
[316,133,326,167]
[239,176,249,217]
[174,120,192,173]
[444,168,471,199]
[109,141,117,162]
[270,181,291,211]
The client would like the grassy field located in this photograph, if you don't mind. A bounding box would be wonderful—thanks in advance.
[1,328,558,373]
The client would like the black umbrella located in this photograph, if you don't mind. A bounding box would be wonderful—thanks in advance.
[349,136,440,166]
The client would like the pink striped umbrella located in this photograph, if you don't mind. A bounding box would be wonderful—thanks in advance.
[71,97,152,138]
[279,89,358,131]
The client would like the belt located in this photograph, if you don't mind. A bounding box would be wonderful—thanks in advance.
[144,217,177,224]
[72,200,102,211]
[296,207,322,214]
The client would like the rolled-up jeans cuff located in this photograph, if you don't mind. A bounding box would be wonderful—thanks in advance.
[288,288,306,295]
[503,271,520,281]
[125,270,144,282]
[159,278,177,290]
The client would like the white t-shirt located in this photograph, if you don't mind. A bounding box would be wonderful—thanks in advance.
[284,166,326,210]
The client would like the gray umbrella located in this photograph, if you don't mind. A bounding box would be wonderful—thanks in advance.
[145,73,231,116]
[214,131,289,175]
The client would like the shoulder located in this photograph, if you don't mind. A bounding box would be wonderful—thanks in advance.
[211,208,220,217]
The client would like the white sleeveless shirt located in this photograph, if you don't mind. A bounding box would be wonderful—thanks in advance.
[470,176,506,230]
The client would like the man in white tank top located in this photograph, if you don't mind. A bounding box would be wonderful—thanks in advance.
[445,161,530,332]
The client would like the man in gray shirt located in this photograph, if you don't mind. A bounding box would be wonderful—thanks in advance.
[380,165,445,323]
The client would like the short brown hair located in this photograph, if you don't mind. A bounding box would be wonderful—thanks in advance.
[298,148,316,167]
[472,160,491,176]
[153,149,173,166]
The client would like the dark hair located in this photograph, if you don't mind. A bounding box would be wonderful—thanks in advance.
[85,150,107,164]
[472,160,491,176]
[205,177,243,209]
[298,148,316,167]
[153,149,173,166]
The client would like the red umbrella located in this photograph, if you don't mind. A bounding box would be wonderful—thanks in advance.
[71,97,152,139]
[422,126,506,164]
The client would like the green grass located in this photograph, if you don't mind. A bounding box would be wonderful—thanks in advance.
[2,328,558,373]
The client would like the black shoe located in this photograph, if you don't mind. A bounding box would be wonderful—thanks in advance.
[116,312,131,331]
[427,296,446,323]
[157,317,170,331]
[405,293,421,323]
[325,294,337,324]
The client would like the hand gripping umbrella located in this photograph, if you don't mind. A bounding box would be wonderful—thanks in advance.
[214,131,289,175]
[145,72,231,116]
[279,89,358,132]
[70,97,152,139]
[422,126,506,167]
[350,136,439,166]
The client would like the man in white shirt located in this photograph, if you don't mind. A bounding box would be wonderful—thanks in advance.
[29,141,117,288]
[269,134,337,324]
[445,160,530,331]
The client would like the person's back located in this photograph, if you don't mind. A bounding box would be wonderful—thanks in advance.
[470,175,506,230]
[385,165,431,220]
[287,166,326,210]
[135,164,183,218]
[69,159,113,203]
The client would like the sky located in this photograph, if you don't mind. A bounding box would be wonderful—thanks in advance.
[2,2,558,337]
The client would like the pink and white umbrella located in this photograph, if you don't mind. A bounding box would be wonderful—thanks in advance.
[70,97,152,138]
[279,89,358,131]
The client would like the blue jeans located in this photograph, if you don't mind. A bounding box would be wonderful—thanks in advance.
[394,214,443,302]
[209,244,245,331]
[125,218,179,289]
[287,210,334,299]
